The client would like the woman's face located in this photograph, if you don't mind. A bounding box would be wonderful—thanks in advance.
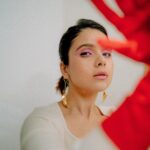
[66,28,113,94]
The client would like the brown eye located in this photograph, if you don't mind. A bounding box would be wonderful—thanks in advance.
[80,48,93,57]
[80,51,92,56]
[102,51,112,57]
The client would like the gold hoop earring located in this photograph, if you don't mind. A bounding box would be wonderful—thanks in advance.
[102,91,107,102]
[62,79,69,108]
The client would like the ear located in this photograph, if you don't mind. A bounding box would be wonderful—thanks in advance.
[60,62,69,79]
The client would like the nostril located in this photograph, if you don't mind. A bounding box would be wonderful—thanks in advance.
[98,62,102,66]
[97,62,106,66]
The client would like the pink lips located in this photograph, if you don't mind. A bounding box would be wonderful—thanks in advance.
[93,72,108,80]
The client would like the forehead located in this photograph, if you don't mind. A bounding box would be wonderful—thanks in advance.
[70,28,107,50]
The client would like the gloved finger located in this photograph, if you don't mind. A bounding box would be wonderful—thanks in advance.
[91,0,123,27]
[98,38,150,64]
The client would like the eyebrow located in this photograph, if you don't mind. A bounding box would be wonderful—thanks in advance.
[76,43,94,51]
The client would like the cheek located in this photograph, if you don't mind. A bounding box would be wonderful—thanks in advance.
[110,62,114,75]
[69,60,90,76]
[68,57,93,83]
[69,54,91,72]
[68,58,80,77]
[107,61,114,80]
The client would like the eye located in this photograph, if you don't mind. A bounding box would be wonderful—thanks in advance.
[102,51,112,57]
[80,50,93,57]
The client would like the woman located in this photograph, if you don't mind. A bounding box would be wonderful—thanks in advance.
[21,19,116,150]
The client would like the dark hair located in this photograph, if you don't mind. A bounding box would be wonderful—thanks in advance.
[56,19,108,95]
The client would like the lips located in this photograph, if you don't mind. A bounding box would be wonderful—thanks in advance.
[93,72,108,80]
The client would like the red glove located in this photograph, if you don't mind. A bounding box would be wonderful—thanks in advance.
[91,0,150,149]
[102,69,150,150]
[91,0,150,64]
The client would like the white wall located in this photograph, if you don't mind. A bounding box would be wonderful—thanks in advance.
[0,0,63,149]
[0,0,145,150]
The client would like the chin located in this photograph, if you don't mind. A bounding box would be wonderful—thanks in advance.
[95,82,109,91]
[88,86,108,93]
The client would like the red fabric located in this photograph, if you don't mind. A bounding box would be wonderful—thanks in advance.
[91,0,150,64]
[91,0,150,149]
[103,69,150,150]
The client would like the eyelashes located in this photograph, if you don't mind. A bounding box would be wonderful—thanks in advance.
[80,49,112,58]
[80,51,92,57]
[102,51,112,57]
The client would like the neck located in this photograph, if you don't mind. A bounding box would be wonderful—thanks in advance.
[64,87,98,119]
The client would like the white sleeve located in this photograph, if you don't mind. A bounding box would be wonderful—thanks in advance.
[20,115,65,150]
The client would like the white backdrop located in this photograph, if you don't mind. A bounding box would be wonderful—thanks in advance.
[0,0,63,149]
[0,0,145,150]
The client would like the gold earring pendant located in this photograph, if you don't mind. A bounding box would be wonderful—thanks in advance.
[62,79,69,108]
[102,91,107,102]
[62,96,68,108]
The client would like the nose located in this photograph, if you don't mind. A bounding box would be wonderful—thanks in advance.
[95,56,106,67]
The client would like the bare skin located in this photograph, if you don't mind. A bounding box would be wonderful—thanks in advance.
[58,101,106,138]
[59,28,113,138]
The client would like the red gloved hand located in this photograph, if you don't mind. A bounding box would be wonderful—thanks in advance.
[91,0,150,64]
[102,68,150,150]
[91,0,150,149]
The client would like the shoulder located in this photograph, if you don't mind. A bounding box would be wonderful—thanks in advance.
[98,105,116,117]
[20,102,65,149]
[21,102,62,139]
[29,102,59,118]
[21,102,59,130]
